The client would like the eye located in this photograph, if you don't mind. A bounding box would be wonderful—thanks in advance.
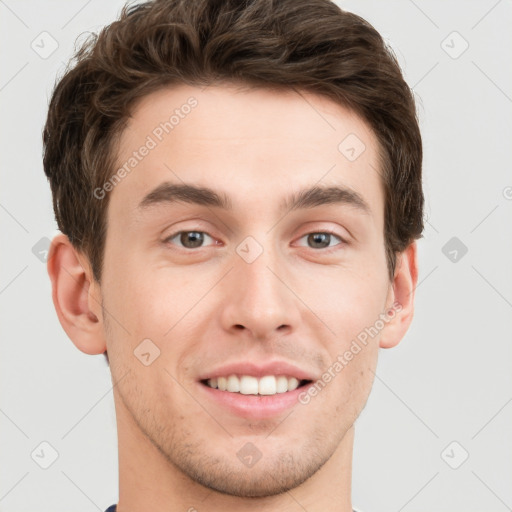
[164,230,217,249]
[163,229,346,252]
[296,231,345,250]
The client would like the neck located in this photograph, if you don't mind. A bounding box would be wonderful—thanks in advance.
[114,395,354,512]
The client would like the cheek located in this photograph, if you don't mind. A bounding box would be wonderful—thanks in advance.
[310,266,389,342]
[102,261,203,377]
[307,265,387,404]
[314,328,379,422]
[102,251,174,334]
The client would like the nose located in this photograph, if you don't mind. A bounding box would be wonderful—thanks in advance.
[220,238,301,341]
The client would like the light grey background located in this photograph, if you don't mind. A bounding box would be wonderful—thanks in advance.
[1,1,511,511]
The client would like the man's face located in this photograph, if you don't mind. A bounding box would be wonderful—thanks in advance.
[101,83,394,496]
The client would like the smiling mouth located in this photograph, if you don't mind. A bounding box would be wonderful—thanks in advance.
[200,375,312,396]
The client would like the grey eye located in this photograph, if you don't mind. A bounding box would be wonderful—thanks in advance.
[167,231,214,249]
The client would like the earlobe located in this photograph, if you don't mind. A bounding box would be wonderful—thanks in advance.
[47,233,107,355]
[379,241,419,349]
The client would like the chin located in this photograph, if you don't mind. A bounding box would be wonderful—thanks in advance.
[181,457,323,498]
[161,436,332,498]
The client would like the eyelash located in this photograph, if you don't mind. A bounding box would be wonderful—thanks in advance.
[163,229,346,252]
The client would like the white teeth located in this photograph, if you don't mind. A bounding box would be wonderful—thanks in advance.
[217,376,227,391]
[240,375,259,395]
[287,377,299,391]
[205,374,305,395]
[258,375,276,395]
[276,375,288,393]
[226,375,240,392]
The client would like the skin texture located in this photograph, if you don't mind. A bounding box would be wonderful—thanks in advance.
[48,83,418,512]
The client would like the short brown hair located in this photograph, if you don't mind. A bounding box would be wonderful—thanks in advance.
[43,0,424,282]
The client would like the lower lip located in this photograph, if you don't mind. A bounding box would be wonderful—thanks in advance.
[198,381,311,420]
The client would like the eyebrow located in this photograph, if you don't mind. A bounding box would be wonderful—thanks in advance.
[138,181,371,215]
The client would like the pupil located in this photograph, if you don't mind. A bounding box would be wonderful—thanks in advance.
[309,233,329,248]
[182,231,203,248]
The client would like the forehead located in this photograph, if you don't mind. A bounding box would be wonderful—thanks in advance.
[109,83,384,223]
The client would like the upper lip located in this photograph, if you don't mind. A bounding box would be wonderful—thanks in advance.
[197,360,318,382]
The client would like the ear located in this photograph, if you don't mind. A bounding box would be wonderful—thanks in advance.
[47,233,107,355]
[379,241,419,349]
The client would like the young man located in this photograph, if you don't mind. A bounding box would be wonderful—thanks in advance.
[43,0,423,510]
